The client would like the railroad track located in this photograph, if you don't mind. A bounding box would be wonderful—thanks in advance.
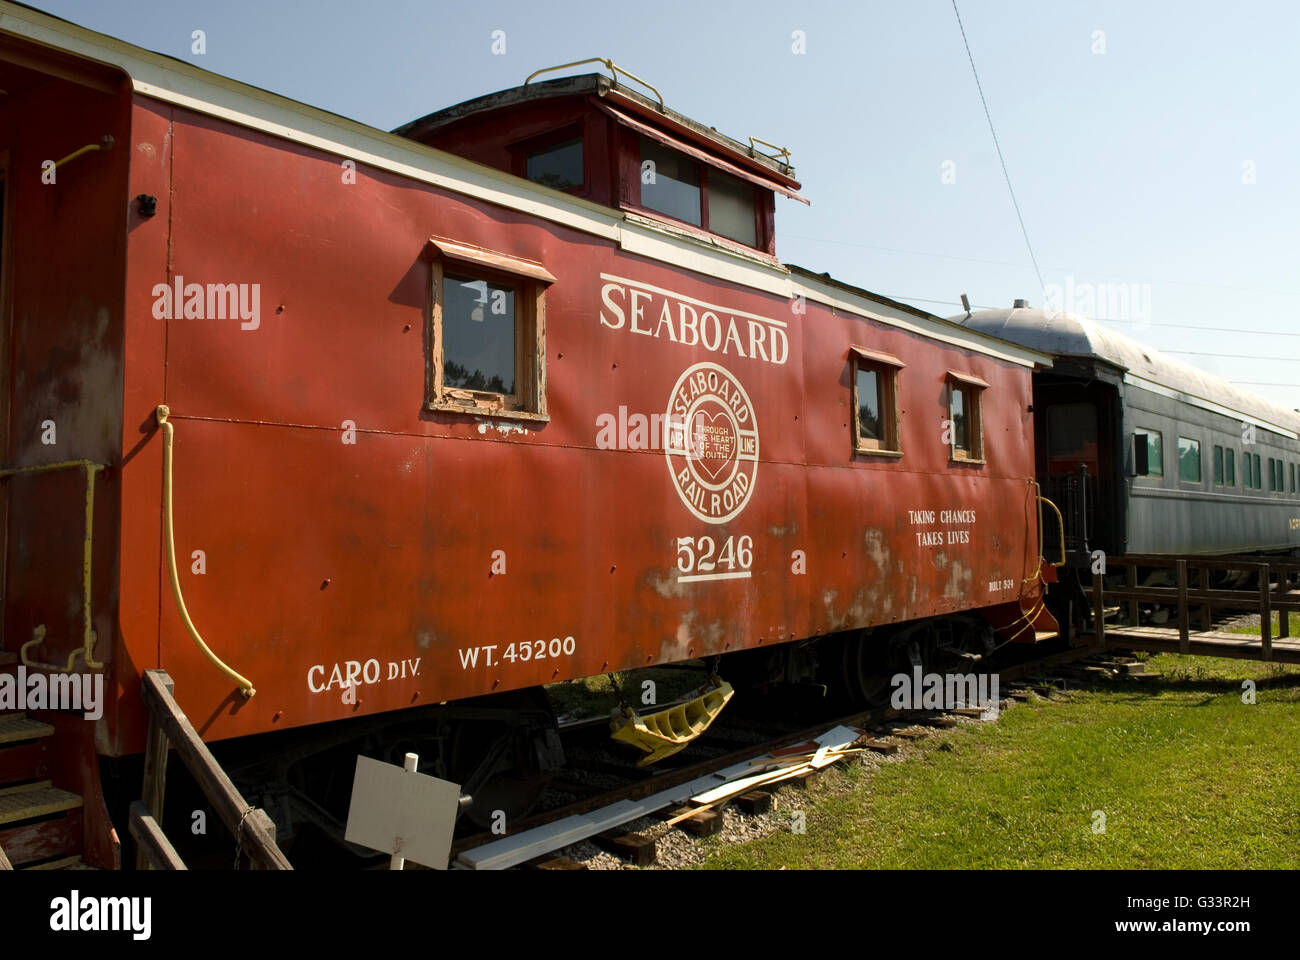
[371,640,1188,870]
[445,641,1137,870]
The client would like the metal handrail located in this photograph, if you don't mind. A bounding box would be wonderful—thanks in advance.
[524,57,665,110]
[748,135,792,165]
[156,405,256,698]
[1037,490,1067,568]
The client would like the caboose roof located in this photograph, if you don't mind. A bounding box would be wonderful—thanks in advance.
[394,72,804,197]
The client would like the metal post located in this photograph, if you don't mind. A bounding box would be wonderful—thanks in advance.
[391,752,419,871]
[1176,560,1189,654]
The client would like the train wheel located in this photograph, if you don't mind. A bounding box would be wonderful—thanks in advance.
[445,686,562,831]
[842,628,917,708]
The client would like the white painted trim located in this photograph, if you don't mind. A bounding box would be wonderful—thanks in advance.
[1125,374,1299,441]
[793,274,1050,369]
[0,0,1051,369]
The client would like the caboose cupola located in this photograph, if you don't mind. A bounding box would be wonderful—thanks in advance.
[393,60,807,258]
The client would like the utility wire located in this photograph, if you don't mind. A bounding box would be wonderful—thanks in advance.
[784,233,1300,298]
[951,0,1045,296]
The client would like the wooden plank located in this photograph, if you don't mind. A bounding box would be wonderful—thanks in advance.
[889,728,929,740]
[137,675,173,871]
[0,843,11,870]
[1198,567,1212,631]
[1260,563,1273,661]
[921,716,959,728]
[594,829,656,866]
[140,671,291,870]
[128,802,187,870]
[524,856,586,870]
[1176,560,1189,654]
[0,812,81,866]
[734,791,772,815]
[679,810,723,837]
[861,738,900,754]
[0,739,49,783]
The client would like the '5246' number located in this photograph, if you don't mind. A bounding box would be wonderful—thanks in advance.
[676,535,753,574]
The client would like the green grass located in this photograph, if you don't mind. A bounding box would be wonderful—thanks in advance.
[696,654,1300,869]
[1225,611,1300,637]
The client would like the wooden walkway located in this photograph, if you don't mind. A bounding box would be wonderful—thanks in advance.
[1086,625,1300,665]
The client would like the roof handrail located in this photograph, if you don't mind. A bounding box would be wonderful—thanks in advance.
[748,135,792,166]
[524,58,665,111]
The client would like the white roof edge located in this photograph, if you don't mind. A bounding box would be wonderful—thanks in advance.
[793,275,1052,369]
[0,1,1048,369]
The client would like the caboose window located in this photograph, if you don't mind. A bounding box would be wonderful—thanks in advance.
[850,347,903,456]
[708,169,757,247]
[1225,448,1235,486]
[639,137,701,226]
[425,237,554,420]
[1177,437,1201,483]
[526,137,583,191]
[946,371,987,463]
[443,275,517,395]
[1214,445,1225,485]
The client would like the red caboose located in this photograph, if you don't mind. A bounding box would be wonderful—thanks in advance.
[0,9,1055,867]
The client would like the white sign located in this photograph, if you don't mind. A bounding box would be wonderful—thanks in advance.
[344,754,461,870]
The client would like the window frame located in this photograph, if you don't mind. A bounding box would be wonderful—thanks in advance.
[946,370,988,464]
[512,124,588,197]
[1224,447,1235,487]
[1177,436,1202,484]
[425,237,555,422]
[1135,428,1164,477]
[629,133,766,252]
[849,346,904,458]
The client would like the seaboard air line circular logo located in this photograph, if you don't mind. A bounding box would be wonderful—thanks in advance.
[664,362,758,524]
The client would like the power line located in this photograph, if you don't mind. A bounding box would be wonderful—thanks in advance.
[783,233,1300,298]
[878,294,1300,341]
[951,0,1045,296]
[1162,350,1300,362]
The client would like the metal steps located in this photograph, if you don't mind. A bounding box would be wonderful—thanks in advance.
[0,713,55,745]
[0,712,86,868]
[0,782,83,825]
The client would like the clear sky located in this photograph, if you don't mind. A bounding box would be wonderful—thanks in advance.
[27,0,1300,411]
